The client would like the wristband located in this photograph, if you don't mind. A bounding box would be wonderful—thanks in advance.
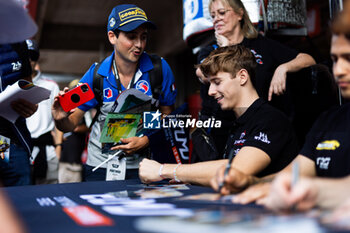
[158,164,165,179]
[55,144,62,147]
[173,164,181,183]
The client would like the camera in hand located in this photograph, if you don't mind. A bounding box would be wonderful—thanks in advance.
[59,83,94,112]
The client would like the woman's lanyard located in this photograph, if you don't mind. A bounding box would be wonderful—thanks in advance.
[113,58,136,94]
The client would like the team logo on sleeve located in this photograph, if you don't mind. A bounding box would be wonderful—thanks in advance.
[250,49,263,65]
[103,88,113,99]
[136,80,149,93]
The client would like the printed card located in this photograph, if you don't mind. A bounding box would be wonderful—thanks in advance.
[0,135,10,162]
[178,193,236,203]
[100,113,141,143]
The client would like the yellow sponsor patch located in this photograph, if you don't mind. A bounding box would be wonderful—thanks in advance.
[119,7,147,22]
[316,140,340,150]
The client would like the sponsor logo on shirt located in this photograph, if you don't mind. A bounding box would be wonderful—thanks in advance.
[316,140,340,150]
[234,131,246,145]
[234,139,245,145]
[316,157,331,170]
[103,88,113,99]
[254,132,271,144]
[239,131,246,139]
[136,80,149,93]
[250,49,263,65]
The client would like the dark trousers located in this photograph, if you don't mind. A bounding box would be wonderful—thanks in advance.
[0,144,31,186]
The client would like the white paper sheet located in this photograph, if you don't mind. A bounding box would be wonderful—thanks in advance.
[0,80,51,123]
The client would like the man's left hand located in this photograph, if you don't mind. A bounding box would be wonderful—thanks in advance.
[11,98,38,118]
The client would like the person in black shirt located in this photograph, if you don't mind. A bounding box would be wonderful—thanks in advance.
[262,8,350,212]
[139,45,298,187]
[223,6,350,209]
[193,0,315,159]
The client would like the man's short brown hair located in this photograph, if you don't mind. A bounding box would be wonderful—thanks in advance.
[197,45,256,86]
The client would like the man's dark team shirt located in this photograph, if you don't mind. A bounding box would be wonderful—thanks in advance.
[197,35,298,155]
[224,98,298,177]
[300,103,350,178]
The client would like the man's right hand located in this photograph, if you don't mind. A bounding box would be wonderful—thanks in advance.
[215,31,229,47]
[51,87,70,121]
[210,164,252,195]
[264,173,318,212]
[51,87,85,133]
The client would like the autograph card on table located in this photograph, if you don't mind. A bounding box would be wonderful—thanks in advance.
[79,193,155,206]
[110,189,184,199]
[102,204,192,217]
[127,183,190,190]
[178,193,236,204]
[136,209,322,233]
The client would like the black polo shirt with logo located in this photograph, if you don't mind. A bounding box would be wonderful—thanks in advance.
[224,98,298,177]
[197,35,298,155]
[300,103,350,178]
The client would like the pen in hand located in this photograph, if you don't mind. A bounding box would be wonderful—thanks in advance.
[218,148,235,193]
[291,161,299,211]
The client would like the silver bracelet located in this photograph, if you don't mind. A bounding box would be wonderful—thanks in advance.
[158,164,165,179]
[173,164,181,183]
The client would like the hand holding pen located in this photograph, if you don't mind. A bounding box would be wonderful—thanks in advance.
[264,162,306,212]
[217,148,236,193]
[212,148,256,195]
[290,161,299,211]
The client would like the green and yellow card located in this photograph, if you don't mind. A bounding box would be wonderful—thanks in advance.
[100,113,141,143]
